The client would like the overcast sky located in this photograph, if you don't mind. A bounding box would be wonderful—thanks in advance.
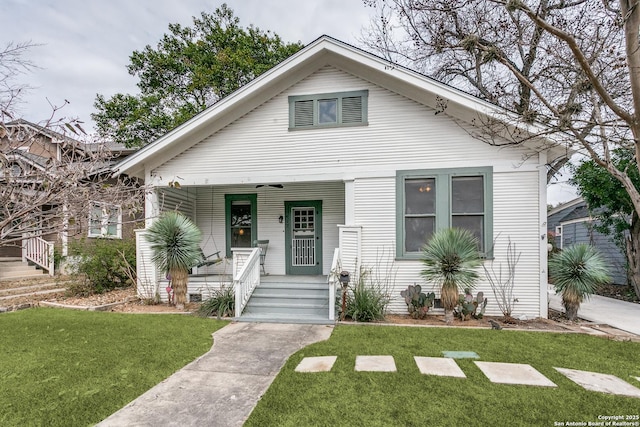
[1,0,374,126]
[2,0,577,204]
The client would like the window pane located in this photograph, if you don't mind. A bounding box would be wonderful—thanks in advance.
[89,205,102,235]
[230,201,251,247]
[452,215,484,249]
[106,223,118,236]
[318,99,337,124]
[452,176,483,213]
[231,228,252,247]
[405,217,435,252]
[405,178,435,214]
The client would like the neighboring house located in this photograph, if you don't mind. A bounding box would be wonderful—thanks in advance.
[548,197,626,285]
[0,119,140,276]
[115,36,565,321]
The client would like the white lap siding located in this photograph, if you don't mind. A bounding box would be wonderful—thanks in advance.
[353,170,542,318]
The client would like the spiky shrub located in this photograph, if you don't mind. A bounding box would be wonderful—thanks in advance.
[196,286,235,319]
[548,244,610,321]
[345,267,390,322]
[145,212,202,310]
[421,228,482,324]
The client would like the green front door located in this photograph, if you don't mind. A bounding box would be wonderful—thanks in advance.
[285,200,322,275]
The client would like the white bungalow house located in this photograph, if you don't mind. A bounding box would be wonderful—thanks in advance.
[114,36,565,323]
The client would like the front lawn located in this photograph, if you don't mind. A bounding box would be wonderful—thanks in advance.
[246,325,640,426]
[0,308,228,426]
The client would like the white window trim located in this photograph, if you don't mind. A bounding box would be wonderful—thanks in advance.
[88,202,122,239]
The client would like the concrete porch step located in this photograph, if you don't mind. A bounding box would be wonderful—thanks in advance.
[0,260,45,280]
[240,276,332,324]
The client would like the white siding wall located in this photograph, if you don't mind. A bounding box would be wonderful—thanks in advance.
[352,171,542,317]
[135,229,158,300]
[154,66,538,184]
[148,65,545,317]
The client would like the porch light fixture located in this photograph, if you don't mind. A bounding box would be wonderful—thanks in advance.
[279,215,283,223]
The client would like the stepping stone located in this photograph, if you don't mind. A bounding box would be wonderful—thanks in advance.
[295,356,337,372]
[555,368,640,398]
[355,356,396,372]
[414,356,466,378]
[442,351,479,359]
[475,362,557,387]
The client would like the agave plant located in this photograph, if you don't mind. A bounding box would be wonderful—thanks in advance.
[549,244,610,321]
[420,228,482,324]
[145,212,202,310]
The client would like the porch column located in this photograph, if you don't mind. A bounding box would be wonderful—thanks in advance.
[539,151,549,319]
[145,188,160,227]
[344,179,355,226]
[338,225,362,284]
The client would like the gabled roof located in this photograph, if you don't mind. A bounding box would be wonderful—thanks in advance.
[4,119,80,145]
[114,35,568,179]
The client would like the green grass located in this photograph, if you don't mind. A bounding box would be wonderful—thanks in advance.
[0,308,228,426]
[246,325,640,427]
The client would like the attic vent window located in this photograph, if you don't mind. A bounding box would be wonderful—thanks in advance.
[289,90,368,130]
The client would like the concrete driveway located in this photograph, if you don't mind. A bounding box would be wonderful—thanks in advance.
[548,288,640,336]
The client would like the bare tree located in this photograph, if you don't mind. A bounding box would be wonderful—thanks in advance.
[0,42,144,251]
[0,121,144,248]
[363,0,640,295]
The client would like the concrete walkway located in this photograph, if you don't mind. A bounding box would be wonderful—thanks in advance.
[548,288,640,336]
[97,322,334,427]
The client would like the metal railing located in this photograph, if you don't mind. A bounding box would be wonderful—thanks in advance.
[23,236,55,276]
[232,247,261,318]
[327,248,341,321]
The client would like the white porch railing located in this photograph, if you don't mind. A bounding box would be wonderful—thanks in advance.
[23,236,55,276]
[232,247,261,318]
[327,248,341,321]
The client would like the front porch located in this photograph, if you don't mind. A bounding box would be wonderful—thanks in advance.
[135,180,362,323]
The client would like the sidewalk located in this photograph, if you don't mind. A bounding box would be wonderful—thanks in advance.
[97,322,334,427]
[548,288,640,336]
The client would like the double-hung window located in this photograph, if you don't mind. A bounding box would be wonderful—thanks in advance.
[88,203,121,238]
[224,194,257,257]
[396,167,493,258]
[289,90,368,129]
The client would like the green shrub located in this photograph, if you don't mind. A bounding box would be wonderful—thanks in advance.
[196,286,235,319]
[68,238,136,295]
[345,268,390,322]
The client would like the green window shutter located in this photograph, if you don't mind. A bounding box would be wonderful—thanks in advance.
[294,100,314,127]
[342,96,362,124]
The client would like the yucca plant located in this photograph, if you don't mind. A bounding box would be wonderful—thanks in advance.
[145,212,202,310]
[421,228,482,324]
[196,286,235,319]
[549,244,610,321]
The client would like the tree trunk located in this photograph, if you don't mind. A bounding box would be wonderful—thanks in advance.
[441,280,459,325]
[443,309,455,324]
[564,302,578,322]
[170,268,189,310]
[626,213,640,299]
